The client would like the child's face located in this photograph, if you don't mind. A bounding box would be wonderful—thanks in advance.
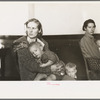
[65,67,77,78]
[29,45,43,58]
[96,40,100,47]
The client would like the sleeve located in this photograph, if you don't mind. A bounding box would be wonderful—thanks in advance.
[41,53,49,63]
[80,39,92,58]
[17,48,51,73]
[80,38,100,58]
[45,50,59,63]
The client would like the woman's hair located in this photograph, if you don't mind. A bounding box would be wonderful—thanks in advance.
[24,18,43,38]
[82,19,96,31]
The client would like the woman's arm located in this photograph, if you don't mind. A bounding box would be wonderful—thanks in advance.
[17,48,51,74]
[40,60,54,67]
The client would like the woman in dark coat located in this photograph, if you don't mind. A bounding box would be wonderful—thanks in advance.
[13,18,51,80]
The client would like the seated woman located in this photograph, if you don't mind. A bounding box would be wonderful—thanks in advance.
[80,19,100,80]
[13,18,51,80]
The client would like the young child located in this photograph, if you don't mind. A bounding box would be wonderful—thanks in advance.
[64,62,77,80]
[28,42,64,80]
[29,42,59,67]
[96,39,100,52]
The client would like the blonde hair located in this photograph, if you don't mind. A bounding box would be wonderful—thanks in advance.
[65,62,76,69]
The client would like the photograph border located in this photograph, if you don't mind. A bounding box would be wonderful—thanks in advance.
[0,0,100,99]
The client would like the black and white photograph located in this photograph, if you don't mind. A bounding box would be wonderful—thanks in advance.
[0,1,100,81]
[0,1,100,99]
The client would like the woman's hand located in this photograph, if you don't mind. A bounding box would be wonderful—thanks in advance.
[40,64,46,67]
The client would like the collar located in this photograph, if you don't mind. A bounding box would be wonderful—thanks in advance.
[85,32,94,39]
[27,37,37,44]
[27,37,45,47]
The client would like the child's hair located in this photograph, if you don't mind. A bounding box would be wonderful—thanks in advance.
[28,42,43,50]
[65,62,76,69]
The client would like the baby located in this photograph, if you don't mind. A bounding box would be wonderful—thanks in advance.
[64,62,77,79]
[96,39,100,52]
[28,42,64,80]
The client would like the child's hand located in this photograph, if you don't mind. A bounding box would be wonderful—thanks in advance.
[40,64,46,67]
[51,65,57,72]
